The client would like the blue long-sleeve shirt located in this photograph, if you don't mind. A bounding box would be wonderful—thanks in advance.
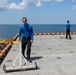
[19,23,34,40]
[66,23,71,30]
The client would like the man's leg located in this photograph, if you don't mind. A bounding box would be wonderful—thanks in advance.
[27,40,31,59]
[69,34,71,40]
[22,37,27,58]
[66,29,68,39]
[68,30,71,40]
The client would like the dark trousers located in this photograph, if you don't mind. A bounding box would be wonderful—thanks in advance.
[66,29,71,39]
[21,37,31,59]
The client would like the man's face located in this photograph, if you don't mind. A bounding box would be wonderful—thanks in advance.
[22,18,27,24]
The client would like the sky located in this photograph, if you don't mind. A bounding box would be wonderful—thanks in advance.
[0,0,76,24]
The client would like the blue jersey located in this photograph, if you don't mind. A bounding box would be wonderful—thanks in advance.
[19,23,34,40]
[66,23,71,30]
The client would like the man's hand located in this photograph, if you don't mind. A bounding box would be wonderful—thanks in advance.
[30,40,33,43]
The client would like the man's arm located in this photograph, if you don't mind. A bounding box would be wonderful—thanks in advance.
[30,26,34,43]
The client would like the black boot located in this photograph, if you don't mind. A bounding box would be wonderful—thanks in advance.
[27,56,32,63]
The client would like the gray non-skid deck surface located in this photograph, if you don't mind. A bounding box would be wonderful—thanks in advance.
[0,35,76,75]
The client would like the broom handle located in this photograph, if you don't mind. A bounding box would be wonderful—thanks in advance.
[13,53,19,67]
[19,42,22,67]
[21,53,28,65]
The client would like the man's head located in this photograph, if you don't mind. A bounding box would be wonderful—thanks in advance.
[22,17,27,24]
[67,20,69,23]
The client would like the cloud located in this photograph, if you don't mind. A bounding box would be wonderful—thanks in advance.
[54,0,64,2]
[42,0,63,2]
[71,0,76,2]
[42,0,64,2]
[7,3,25,10]
[71,0,76,10]
[72,6,76,10]
[36,0,42,7]
[0,0,64,10]
[0,0,8,10]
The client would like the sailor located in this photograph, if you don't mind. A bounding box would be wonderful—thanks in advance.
[19,17,34,62]
[65,20,71,40]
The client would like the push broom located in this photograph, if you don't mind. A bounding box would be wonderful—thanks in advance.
[3,42,38,72]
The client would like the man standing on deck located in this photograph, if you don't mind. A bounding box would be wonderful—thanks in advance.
[65,20,71,40]
[19,17,34,62]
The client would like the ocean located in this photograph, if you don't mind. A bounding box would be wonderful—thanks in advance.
[0,24,76,39]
